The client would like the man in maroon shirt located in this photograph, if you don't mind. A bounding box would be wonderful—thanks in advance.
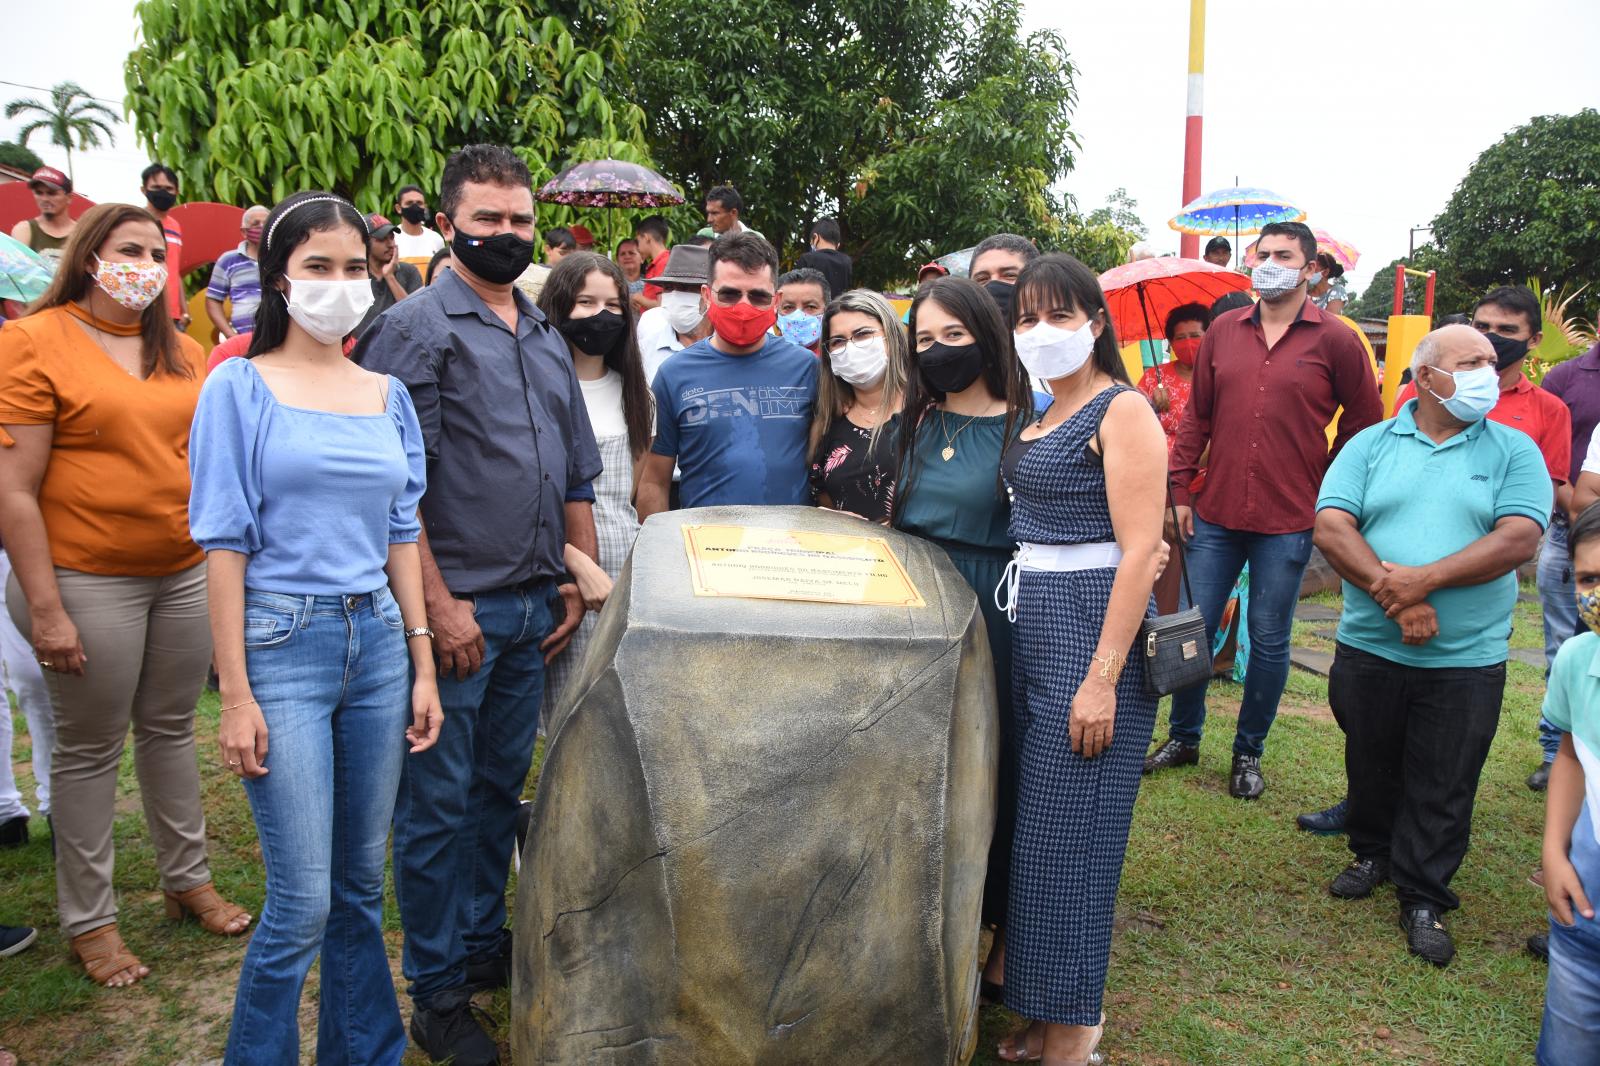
[1146,221,1384,798]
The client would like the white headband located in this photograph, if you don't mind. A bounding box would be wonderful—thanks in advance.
[264,195,368,252]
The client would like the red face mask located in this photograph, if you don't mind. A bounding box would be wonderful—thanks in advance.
[1171,336,1203,366]
[706,300,777,348]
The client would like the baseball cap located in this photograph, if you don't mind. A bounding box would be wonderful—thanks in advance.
[28,166,71,194]
[568,224,595,247]
[367,213,398,239]
[917,262,949,281]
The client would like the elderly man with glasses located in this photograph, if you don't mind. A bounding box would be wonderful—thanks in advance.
[637,233,818,518]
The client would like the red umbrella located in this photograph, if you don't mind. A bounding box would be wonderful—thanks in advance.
[1097,257,1251,345]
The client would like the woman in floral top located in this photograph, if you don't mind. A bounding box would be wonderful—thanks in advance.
[1135,302,1210,453]
[1309,252,1348,313]
[808,290,908,523]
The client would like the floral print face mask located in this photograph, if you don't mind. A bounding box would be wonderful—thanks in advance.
[1577,586,1600,637]
[92,255,168,312]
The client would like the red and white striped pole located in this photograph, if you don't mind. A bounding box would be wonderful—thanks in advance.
[1180,0,1205,260]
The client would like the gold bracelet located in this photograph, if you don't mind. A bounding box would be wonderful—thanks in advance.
[220,699,258,712]
[1092,649,1125,684]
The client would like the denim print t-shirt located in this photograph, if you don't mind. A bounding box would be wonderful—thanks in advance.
[650,335,819,507]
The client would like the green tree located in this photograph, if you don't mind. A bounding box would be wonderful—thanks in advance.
[0,141,46,175]
[1086,187,1146,239]
[124,0,653,230]
[633,0,1079,286]
[3,82,119,182]
[1431,109,1600,306]
[1346,246,1479,321]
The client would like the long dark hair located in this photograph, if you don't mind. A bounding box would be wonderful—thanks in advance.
[1014,253,1129,385]
[537,252,653,460]
[247,191,370,358]
[894,276,1033,516]
[27,202,187,378]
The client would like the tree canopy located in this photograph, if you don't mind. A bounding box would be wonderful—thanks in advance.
[632,0,1081,286]
[0,141,46,175]
[1430,109,1600,313]
[125,0,652,225]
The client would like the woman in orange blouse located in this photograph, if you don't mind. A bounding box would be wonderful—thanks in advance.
[0,203,249,989]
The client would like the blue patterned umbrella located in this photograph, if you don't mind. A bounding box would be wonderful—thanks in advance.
[1168,187,1306,267]
[0,234,52,304]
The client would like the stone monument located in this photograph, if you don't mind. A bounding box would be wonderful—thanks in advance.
[512,505,998,1065]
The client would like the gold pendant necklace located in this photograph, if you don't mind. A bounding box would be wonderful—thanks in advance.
[938,408,980,461]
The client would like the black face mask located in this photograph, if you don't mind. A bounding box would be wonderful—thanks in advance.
[400,204,428,225]
[1485,331,1531,371]
[919,340,985,395]
[449,227,535,285]
[984,279,1015,322]
[144,188,177,212]
[557,309,626,357]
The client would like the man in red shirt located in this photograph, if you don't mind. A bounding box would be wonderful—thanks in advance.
[140,163,186,328]
[1146,221,1384,799]
[632,215,671,313]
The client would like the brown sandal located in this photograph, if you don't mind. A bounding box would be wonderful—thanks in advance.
[71,923,147,987]
[163,882,251,936]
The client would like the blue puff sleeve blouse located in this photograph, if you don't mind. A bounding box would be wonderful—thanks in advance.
[188,357,427,595]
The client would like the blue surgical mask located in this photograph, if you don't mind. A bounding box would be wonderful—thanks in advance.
[1307,271,1324,286]
[777,309,822,348]
[1425,365,1500,423]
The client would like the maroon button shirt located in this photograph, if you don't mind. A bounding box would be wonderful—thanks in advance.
[1170,297,1383,534]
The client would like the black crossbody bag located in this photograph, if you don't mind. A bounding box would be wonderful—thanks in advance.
[1138,486,1212,696]
[1085,395,1212,695]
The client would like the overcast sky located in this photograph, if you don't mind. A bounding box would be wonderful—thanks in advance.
[5,0,1598,297]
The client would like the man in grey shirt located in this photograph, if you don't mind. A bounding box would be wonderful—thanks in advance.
[356,144,601,1066]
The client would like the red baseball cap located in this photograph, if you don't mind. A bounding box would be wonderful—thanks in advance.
[367,213,399,239]
[569,223,595,247]
[28,166,71,194]
[917,261,949,281]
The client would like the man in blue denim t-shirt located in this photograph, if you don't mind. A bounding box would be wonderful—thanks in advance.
[355,144,601,1066]
[1313,324,1549,968]
[636,232,818,518]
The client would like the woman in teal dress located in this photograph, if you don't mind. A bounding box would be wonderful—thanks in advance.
[893,275,1035,1001]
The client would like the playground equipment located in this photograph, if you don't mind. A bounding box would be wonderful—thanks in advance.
[1383,264,1437,414]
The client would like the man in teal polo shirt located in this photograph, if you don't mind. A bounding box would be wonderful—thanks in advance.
[1313,323,1550,966]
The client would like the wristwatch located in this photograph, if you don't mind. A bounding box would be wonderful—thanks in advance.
[404,627,435,640]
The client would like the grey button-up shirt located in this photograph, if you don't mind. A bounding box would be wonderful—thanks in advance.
[355,269,601,594]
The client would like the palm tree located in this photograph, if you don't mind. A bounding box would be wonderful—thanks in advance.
[4,82,120,183]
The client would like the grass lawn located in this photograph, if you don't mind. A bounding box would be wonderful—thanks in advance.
[0,591,1555,1064]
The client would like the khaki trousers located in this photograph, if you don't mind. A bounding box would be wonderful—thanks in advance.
[7,563,214,937]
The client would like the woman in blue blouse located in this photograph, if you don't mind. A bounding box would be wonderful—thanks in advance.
[189,192,441,1066]
[893,275,1035,1003]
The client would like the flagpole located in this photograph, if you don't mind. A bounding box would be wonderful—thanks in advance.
[1180,0,1205,260]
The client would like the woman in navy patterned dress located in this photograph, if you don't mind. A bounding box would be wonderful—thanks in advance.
[995,255,1167,1065]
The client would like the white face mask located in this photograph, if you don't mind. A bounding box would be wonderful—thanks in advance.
[1252,260,1305,300]
[284,278,374,344]
[660,290,706,335]
[830,335,888,387]
[1014,319,1095,383]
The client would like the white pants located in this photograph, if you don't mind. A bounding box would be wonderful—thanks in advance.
[0,550,53,819]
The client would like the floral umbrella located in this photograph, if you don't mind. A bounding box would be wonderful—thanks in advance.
[1097,257,1252,346]
[536,159,685,209]
[1169,186,1305,266]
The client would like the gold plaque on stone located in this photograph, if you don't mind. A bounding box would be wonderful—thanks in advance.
[682,523,926,607]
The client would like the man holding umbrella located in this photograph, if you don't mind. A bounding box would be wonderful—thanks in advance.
[1146,221,1383,799]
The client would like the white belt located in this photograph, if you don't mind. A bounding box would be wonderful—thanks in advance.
[995,541,1123,623]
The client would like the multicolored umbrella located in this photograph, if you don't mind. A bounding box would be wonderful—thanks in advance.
[1244,227,1360,271]
[0,234,53,304]
[1097,257,1252,345]
[1168,186,1305,262]
[934,246,976,278]
[535,159,685,209]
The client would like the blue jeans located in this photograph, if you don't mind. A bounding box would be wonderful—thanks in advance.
[225,589,411,1066]
[392,582,556,1006]
[1167,515,1314,758]
[1537,518,1576,763]
[1538,805,1600,1065]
